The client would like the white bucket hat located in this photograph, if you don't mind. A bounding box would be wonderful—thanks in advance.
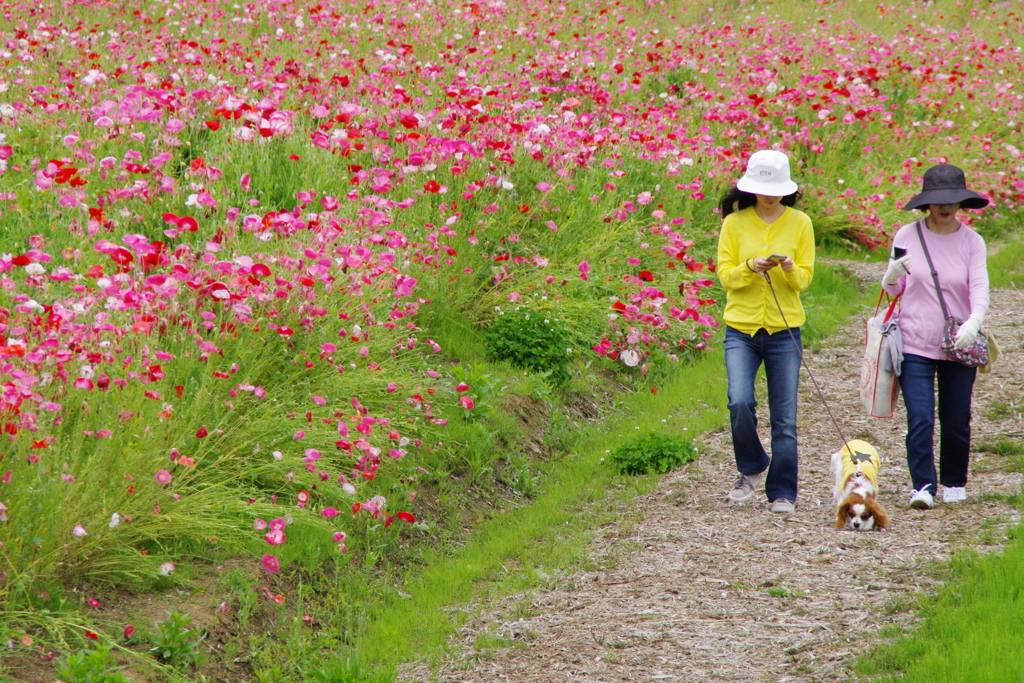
[736,150,798,196]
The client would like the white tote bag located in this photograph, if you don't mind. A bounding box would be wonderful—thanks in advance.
[859,295,902,418]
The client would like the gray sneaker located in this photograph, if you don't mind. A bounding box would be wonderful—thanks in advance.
[771,499,795,515]
[726,472,762,503]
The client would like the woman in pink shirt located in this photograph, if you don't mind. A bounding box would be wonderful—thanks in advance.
[881,164,990,510]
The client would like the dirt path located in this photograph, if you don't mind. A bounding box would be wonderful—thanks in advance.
[403,263,1024,682]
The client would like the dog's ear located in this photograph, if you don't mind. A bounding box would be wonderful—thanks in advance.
[835,502,849,529]
[869,499,890,529]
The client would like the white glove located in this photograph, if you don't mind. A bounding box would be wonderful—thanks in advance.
[953,314,983,350]
[882,255,912,286]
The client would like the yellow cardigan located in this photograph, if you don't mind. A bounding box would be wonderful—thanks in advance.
[716,206,815,335]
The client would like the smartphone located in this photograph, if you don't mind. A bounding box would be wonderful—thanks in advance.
[892,246,907,259]
[769,254,787,262]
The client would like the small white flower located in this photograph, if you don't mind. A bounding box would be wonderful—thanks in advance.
[621,350,640,367]
[158,562,176,576]
[109,513,121,528]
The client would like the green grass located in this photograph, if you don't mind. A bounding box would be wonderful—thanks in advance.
[855,531,1024,683]
[800,259,872,349]
[988,234,1024,289]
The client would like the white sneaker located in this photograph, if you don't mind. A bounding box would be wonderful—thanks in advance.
[726,472,762,504]
[770,499,795,515]
[942,486,967,503]
[910,488,934,510]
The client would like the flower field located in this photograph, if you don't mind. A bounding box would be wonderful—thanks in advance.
[1,0,1023,677]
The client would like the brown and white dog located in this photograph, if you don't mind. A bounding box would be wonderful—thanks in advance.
[832,439,889,531]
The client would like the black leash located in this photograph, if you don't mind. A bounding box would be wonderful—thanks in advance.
[763,270,853,455]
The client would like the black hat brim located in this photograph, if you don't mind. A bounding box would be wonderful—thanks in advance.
[902,189,989,211]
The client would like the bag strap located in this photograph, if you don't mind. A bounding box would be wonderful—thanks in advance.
[874,290,901,323]
[915,220,951,320]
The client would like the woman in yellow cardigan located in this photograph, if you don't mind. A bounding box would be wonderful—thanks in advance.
[716,150,815,514]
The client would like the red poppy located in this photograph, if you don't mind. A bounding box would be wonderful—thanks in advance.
[397,511,416,523]
[612,301,627,311]
[423,180,441,193]
[205,120,221,131]
[638,270,654,282]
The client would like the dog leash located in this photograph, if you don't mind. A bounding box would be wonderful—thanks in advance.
[762,270,854,456]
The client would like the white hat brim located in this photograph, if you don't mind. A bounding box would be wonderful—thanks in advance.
[736,177,799,196]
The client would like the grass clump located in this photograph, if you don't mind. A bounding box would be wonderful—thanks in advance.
[304,657,395,683]
[608,433,698,476]
[56,645,129,683]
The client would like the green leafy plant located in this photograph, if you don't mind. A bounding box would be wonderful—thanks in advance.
[485,307,572,385]
[608,433,698,475]
[56,645,129,683]
[449,362,505,418]
[149,610,203,669]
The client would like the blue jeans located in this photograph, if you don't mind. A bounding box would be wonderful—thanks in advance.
[724,326,802,502]
[899,353,977,495]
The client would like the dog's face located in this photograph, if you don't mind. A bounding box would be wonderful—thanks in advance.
[836,494,889,531]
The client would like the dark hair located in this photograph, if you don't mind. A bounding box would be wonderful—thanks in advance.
[718,187,802,218]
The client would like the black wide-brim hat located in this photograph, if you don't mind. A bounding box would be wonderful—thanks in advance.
[902,164,989,211]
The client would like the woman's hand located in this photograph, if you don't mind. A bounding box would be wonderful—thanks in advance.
[953,315,983,350]
[882,255,912,285]
[748,256,792,273]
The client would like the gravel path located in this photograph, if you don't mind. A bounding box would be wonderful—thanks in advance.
[403,263,1024,682]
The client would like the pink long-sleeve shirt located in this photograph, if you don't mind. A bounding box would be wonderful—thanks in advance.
[881,220,989,361]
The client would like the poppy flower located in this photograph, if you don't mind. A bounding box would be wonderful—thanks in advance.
[124,624,135,639]
[397,511,416,523]
[264,529,286,545]
[155,470,172,485]
[261,554,280,573]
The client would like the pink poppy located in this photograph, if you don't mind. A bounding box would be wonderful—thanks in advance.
[264,529,286,545]
[261,554,280,573]
[155,470,172,485]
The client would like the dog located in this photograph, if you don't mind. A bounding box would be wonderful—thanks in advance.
[831,439,889,531]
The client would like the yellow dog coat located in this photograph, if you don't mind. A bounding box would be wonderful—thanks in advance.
[839,439,881,487]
